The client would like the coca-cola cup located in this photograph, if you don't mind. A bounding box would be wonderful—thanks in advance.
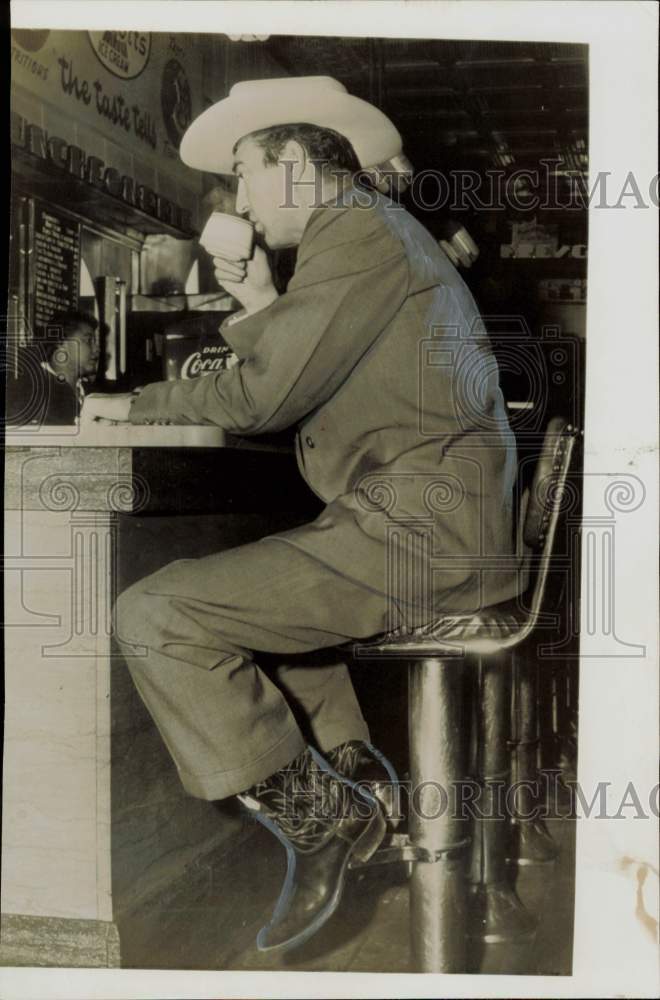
[199,212,254,262]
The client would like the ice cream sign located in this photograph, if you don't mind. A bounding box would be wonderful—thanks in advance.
[88,31,151,80]
[11,30,203,193]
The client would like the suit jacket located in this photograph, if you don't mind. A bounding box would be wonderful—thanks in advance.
[130,187,521,621]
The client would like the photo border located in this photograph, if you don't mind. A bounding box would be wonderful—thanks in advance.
[4,2,659,997]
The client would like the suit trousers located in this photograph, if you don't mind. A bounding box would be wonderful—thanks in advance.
[113,536,394,800]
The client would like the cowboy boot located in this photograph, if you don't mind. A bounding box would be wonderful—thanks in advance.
[323,739,402,829]
[238,746,386,953]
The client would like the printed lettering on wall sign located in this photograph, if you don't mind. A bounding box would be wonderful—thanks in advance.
[88,31,151,80]
[57,57,158,149]
[11,30,50,80]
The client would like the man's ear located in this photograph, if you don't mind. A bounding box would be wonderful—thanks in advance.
[278,140,308,179]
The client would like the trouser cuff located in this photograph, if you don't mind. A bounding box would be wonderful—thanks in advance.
[178,726,307,800]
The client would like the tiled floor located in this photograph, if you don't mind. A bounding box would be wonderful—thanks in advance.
[116,815,575,975]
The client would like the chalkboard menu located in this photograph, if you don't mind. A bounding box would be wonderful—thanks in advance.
[30,201,81,330]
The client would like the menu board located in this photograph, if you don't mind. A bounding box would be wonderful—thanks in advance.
[31,201,81,330]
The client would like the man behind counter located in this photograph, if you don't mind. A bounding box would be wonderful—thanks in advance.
[7,309,100,426]
[86,76,520,954]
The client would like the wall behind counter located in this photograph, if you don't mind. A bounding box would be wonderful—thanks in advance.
[11,29,294,299]
[11,29,208,228]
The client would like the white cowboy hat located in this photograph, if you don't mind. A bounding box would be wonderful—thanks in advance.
[180,76,402,174]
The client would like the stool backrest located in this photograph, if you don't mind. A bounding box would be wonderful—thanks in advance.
[522,416,579,624]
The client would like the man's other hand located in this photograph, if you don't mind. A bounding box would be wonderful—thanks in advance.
[213,245,279,316]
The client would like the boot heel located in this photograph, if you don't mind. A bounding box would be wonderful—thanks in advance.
[351,803,387,865]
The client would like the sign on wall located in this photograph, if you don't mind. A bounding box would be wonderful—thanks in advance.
[88,31,152,80]
[10,30,203,192]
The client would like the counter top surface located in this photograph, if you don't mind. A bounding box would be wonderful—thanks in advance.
[5,424,228,449]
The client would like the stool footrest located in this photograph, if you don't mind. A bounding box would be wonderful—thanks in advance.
[351,832,471,868]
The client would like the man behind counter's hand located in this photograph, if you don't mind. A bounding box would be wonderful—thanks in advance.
[80,392,137,424]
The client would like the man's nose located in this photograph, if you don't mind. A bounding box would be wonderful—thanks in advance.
[235,178,249,217]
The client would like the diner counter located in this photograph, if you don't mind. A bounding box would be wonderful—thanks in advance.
[3,436,320,967]
[5,429,315,516]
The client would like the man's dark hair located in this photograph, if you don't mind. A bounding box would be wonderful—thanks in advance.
[238,123,361,174]
[42,309,99,361]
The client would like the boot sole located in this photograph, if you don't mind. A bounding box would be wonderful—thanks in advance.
[256,803,386,954]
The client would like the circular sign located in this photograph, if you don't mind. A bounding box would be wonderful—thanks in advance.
[12,29,50,52]
[88,30,151,80]
[161,59,192,149]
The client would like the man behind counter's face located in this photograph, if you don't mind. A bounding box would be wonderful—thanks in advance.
[49,321,100,384]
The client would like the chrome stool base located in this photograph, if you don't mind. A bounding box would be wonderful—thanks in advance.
[408,657,469,973]
[508,818,560,866]
[468,882,538,943]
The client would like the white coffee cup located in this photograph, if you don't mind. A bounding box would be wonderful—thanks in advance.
[199,212,254,262]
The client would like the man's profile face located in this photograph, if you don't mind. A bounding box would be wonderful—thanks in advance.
[232,136,302,249]
[59,323,100,379]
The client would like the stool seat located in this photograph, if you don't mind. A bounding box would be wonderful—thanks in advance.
[357,596,529,658]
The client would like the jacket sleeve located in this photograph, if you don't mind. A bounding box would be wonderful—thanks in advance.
[129,206,409,433]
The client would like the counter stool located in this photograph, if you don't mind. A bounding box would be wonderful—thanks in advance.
[508,649,561,866]
[352,417,578,972]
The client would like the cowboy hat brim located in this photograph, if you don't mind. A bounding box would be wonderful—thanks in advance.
[180,76,402,174]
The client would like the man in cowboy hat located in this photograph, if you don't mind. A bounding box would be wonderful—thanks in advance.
[99,76,519,953]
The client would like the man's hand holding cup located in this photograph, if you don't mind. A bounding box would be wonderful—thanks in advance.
[200,212,279,316]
